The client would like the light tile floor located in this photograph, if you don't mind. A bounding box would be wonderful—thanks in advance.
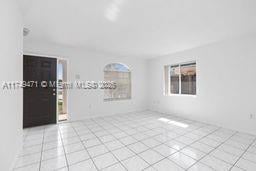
[13,111,256,171]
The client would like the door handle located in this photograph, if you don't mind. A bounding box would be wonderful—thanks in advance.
[53,93,56,96]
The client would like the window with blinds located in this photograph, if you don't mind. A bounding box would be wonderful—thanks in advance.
[104,63,131,101]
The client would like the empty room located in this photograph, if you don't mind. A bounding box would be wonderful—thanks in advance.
[1,0,256,170]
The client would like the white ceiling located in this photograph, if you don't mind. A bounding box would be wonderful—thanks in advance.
[20,0,256,58]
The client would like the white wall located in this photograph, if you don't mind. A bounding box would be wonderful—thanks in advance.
[0,0,23,170]
[148,33,256,135]
[24,42,148,121]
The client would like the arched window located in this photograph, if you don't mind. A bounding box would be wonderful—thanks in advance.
[104,63,131,101]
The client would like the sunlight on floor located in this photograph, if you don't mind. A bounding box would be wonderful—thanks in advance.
[158,118,189,128]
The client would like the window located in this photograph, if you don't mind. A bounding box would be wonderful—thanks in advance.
[170,65,180,94]
[164,62,196,95]
[104,63,131,101]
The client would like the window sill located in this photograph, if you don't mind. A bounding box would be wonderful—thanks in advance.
[104,97,131,102]
[165,94,197,97]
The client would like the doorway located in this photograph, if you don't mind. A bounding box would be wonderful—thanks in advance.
[23,55,68,128]
[57,59,68,122]
[23,55,57,128]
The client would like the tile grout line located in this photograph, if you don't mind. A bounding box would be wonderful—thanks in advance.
[138,124,210,168]
[98,114,212,170]
[13,114,219,170]
[99,116,167,168]
[15,112,256,171]
[85,119,129,171]
[142,126,222,170]
[71,115,255,170]
[58,126,70,171]
[186,131,239,170]
[13,128,45,170]
[20,120,238,171]
[229,137,256,171]
[93,116,158,169]
[94,117,152,161]
[71,122,100,171]
[39,127,46,171]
